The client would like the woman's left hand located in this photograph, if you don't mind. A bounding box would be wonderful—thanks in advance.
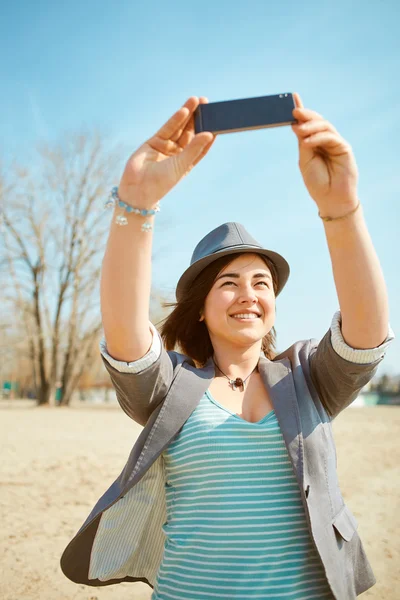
[291,92,359,218]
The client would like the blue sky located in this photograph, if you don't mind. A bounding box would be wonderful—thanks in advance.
[1,0,399,376]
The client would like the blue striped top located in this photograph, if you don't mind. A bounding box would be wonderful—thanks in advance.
[151,390,333,599]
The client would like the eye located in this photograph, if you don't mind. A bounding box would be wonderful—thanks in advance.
[221,281,269,287]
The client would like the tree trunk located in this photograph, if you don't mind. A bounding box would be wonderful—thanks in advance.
[33,268,51,406]
[37,381,50,405]
[60,327,101,406]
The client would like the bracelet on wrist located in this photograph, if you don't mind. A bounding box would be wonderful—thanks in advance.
[318,200,361,222]
[104,186,161,232]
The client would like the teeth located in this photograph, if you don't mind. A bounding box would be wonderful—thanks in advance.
[231,314,259,319]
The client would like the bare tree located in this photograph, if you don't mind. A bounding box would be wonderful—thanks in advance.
[0,129,124,405]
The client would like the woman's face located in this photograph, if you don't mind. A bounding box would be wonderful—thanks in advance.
[200,254,276,350]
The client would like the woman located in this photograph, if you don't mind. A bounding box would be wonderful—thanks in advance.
[61,95,394,598]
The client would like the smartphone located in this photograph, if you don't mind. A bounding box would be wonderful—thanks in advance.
[194,93,297,135]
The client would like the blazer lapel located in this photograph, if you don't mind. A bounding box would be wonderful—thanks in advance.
[130,357,216,479]
[258,356,304,488]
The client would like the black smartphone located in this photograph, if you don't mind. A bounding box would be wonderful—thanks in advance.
[194,93,297,135]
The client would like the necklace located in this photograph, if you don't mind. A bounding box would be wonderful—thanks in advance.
[212,358,258,391]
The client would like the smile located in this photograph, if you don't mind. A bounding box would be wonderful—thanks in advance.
[230,315,260,321]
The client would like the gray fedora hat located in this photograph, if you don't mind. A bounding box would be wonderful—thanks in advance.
[176,222,290,302]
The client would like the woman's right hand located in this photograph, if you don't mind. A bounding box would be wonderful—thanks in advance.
[117,96,216,208]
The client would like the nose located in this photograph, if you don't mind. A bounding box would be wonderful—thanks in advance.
[238,283,258,304]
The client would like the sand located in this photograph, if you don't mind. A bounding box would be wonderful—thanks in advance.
[1,400,399,600]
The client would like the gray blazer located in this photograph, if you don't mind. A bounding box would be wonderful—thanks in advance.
[60,323,392,599]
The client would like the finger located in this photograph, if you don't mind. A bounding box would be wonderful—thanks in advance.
[292,92,304,109]
[301,131,348,154]
[172,97,208,144]
[292,119,337,141]
[178,96,209,147]
[292,107,325,123]
[154,96,200,141]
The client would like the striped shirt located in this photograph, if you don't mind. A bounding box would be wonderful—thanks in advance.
[150,389,333,599]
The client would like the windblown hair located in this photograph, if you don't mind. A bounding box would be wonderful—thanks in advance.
[157,253,279,368]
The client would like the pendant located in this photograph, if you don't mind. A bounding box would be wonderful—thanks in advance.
[231,377,244,391]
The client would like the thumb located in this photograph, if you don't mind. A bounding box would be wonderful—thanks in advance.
[176,132,214,175]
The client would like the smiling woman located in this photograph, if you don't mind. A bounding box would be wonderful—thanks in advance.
[198,254,278,378]
[61,96,394,600]
[158,249,280,368]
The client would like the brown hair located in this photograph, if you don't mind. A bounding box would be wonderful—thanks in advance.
[156,252,279,368]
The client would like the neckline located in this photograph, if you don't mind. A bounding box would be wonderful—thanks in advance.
[205,389,275,425]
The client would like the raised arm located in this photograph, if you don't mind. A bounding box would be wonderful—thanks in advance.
[290,93,394,419]
[100,96,216,362]
[291,92,390,347]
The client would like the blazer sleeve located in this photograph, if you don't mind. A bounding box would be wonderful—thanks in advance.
[99,322,176,426]
[309,311,395,420]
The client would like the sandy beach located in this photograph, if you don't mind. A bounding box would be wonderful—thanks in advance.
[1,400,399,600]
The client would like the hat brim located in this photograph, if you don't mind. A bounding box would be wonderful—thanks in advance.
[175,245,290,302]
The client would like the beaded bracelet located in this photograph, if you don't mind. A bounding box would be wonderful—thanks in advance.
[104,186,161,232]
